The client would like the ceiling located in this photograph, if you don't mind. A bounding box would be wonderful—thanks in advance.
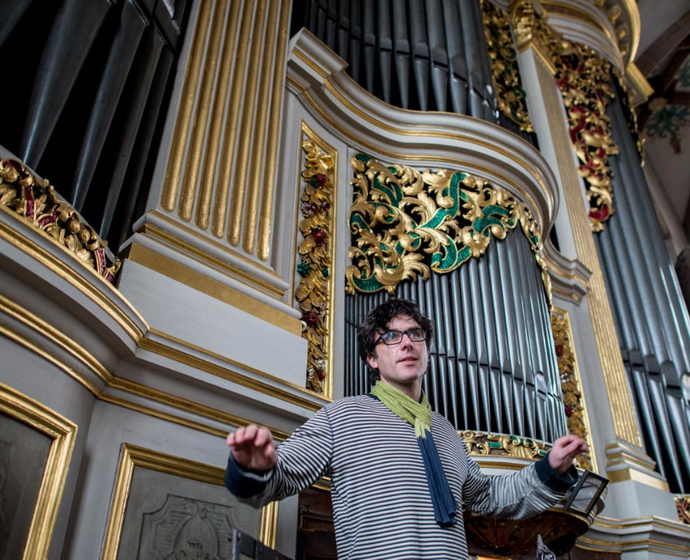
[634,0,690,260]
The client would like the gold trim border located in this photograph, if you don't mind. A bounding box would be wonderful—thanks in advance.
[101,443,279,559]
[126,241,301,335]
[0,382,77,560]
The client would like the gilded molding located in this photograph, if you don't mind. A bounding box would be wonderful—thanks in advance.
[346,154,552,307]
[126,241,300,333]
[0,158,120,283]
[675,495,690,526]
[102,444,279,559]
[481,0,534,132]
[296,123,337,396]
[0,382,77,559]
[551,309,594,471]
[0,290,310,441]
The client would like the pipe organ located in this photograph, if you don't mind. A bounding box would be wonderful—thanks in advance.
[1,0,690,559]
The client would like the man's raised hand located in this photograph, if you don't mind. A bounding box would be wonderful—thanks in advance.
[548,434,588,474]
[226,424,278,473]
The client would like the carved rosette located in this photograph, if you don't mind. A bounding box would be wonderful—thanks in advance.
[346,154,551,308]
[555,41,619,231]
[481,0,533,132]
[0,158,120,283]
[296,132,336,394]
[460,430,548,460]
[676,495,690,525]
[551,311,591,471]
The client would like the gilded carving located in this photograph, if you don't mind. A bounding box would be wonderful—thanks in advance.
[0,158,120,283]
[554,41,619,231]
[508,0,536,51]
[296,126,336,395]
[507,4,620,231]
[346,154,551,308]
[481,0,534,132]
[551,312,592,470]
[676,495,690,525]
[460,430,548,461]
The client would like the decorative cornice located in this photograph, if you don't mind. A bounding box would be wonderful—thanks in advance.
[0,158,120,283]
[539,0,639,69]
[287,29,560,236]
[296,123,337,396]
[346,154,551,307]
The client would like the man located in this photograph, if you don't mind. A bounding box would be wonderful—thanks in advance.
[226,298,587,559]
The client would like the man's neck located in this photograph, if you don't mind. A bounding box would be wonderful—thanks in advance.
[379,379,422,402]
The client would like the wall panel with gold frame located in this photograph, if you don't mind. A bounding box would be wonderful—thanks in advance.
[102,443,278,559]
[0,381,77,559]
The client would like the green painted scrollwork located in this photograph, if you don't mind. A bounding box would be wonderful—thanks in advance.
[346,154,550,305]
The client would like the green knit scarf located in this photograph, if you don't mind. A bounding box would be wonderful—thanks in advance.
[370,380,458,526]
[370,380,431,438]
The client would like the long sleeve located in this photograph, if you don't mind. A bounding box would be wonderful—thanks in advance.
[225,405,334,508]
[462,449,577,519]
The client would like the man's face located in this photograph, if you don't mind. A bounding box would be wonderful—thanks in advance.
[367,314,429,397]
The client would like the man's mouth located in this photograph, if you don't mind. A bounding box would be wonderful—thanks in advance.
[399,356,417,363]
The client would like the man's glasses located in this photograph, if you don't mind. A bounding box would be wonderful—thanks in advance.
[375,328,427,346]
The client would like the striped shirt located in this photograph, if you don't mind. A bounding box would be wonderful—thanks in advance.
[226,395,574,560]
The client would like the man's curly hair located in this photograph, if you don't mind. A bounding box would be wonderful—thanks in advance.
[356,298,434,384]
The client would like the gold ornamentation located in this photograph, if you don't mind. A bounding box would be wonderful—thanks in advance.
[508,0,536,51]
[481,0,534,132]
[346,154,551,308]
[460,430,548,461]
[296,125,336,395]
[507,3,620,231]
[551,311,592,470]
[0,158,121,283]
[554,40,619,231]
[675,495,690,525]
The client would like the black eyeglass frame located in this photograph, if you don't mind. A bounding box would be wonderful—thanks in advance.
[374,328,427,346]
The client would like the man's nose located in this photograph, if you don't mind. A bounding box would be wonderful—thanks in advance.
[400,332,414,346]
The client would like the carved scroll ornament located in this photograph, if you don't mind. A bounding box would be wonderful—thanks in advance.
[346,154,551,308]
[0,158,120,283]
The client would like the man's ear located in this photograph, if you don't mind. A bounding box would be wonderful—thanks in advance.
[367,353,378,370]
